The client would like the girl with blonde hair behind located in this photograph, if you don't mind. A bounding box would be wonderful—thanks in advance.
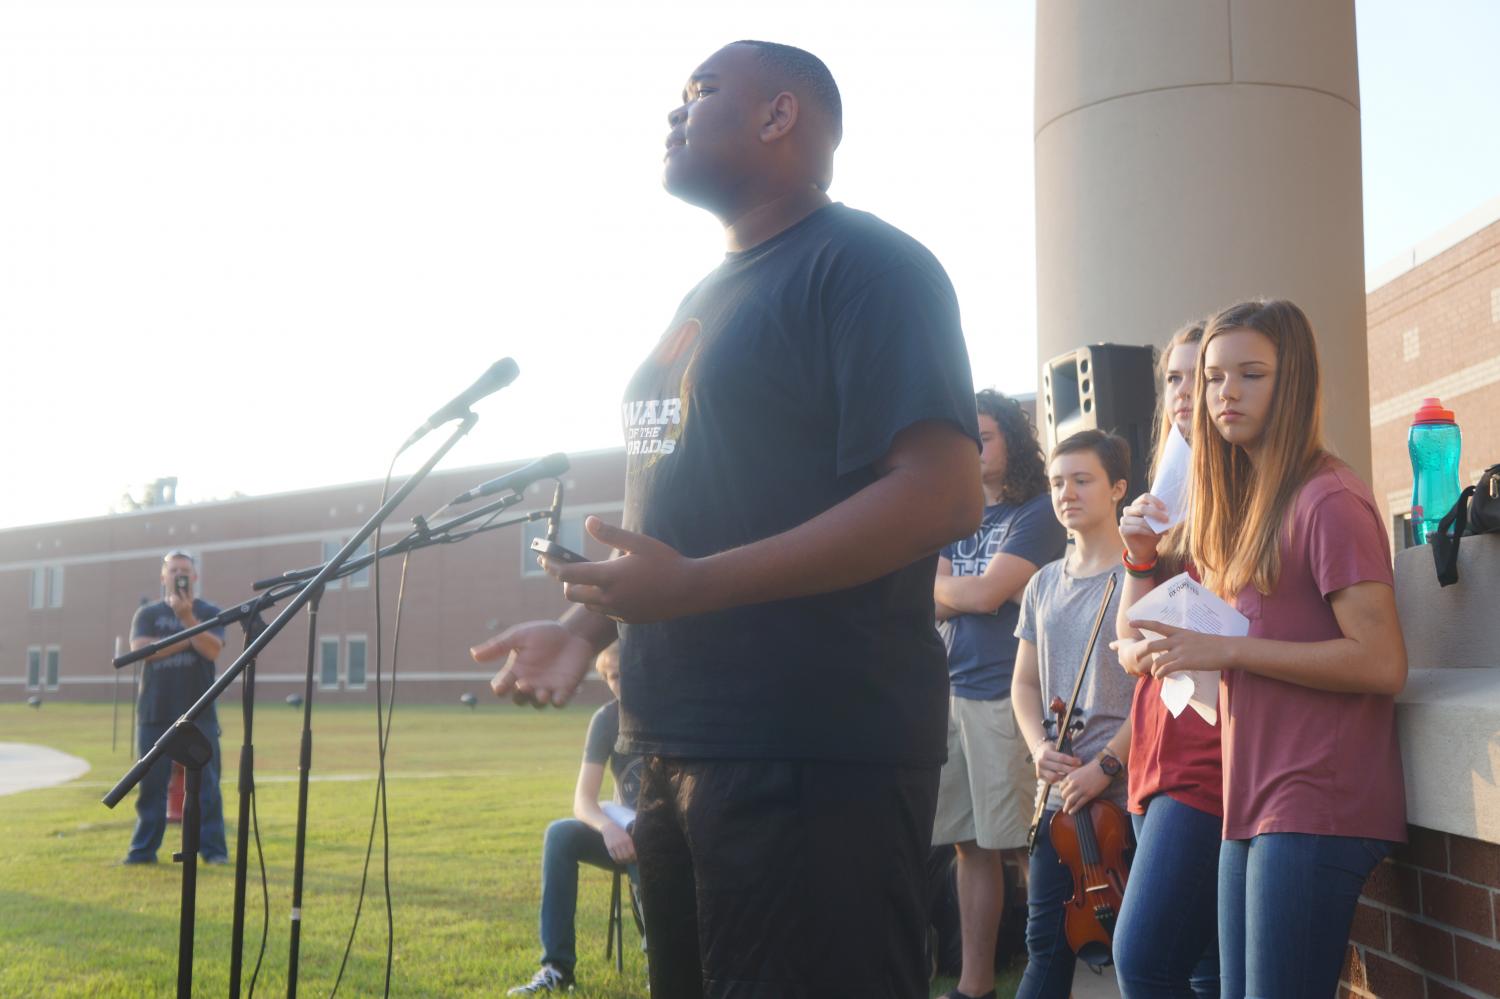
[1123,300,1406,998]
[1112,320,1221,999]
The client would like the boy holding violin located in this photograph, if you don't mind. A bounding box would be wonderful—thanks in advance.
[1011,430,1136,998]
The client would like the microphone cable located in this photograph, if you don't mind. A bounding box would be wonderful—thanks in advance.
[329,454,406,999]
[246,767,270,997]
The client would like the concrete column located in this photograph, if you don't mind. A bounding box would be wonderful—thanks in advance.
[1034,0,1371,478]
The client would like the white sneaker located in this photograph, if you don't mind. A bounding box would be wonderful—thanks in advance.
[506,964,574,995]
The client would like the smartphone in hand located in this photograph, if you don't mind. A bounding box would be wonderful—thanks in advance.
[530,537,589,564]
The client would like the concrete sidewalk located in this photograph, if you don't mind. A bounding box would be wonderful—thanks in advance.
[0,742,90,796]
[1070,960,1122,998]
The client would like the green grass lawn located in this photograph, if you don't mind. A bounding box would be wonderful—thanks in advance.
[0,702,1018,998]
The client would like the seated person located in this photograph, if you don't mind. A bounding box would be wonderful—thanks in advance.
[510,644,642,995]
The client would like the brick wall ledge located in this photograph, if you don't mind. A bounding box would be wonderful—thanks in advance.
[1397,668,1500,844]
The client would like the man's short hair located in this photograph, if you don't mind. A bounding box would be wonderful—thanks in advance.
[733,40,843,145]
[163,550,195,564]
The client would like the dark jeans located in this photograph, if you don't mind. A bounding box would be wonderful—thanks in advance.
[1016,808,1136,999]
[1113,795,1219,999]
[127,718,227,862]
[632,756,939,999]
[1218,833,1393,999]
[538,818,638,975]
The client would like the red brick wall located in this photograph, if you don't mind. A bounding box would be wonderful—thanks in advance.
[1343,824,1500,998]
[1367,217,1500,541]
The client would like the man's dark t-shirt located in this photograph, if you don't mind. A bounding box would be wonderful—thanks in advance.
[132,599,224,725]
[616,203,979,766]
[584,700,643,809]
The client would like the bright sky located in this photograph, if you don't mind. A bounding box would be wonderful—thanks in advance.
[2,0,1496,531]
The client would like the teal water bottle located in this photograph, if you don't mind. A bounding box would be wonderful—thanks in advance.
[1408,397,1462,545]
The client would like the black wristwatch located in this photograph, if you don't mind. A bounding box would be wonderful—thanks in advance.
[1096,750,1124,780]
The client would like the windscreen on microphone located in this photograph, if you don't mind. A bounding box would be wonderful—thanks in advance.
[402,357,521,452]
[455,358,520,412]
[447,452,570,506]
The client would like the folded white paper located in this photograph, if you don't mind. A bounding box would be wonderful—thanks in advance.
[1127,571,1249,726]
[1145,423,1191,534]
[601,801,637,830]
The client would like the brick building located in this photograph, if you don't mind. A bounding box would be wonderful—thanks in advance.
[1,449,625,706]
[1367,195,1500,544]
[1342,198,1500,999]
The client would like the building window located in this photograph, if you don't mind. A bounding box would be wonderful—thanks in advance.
[522,516,585,578]
[349,538,371,589]
[25,647,41,690]
[321,538,372,589]
[28,567,64,609]
[346,636,368,690]
[1402,328,1420,361]
[44,646,60,691]
[319,637,341,690]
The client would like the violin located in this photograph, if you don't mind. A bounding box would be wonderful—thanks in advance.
[1021,570,1130,969]
[1045,694,1131,970]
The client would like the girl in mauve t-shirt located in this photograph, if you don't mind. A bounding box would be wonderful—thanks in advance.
[1128,299,1407,999]
[1111,319,1223,999]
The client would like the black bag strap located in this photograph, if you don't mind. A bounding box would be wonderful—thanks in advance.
[1472,465,1500,534]
[1431,485,1476,587]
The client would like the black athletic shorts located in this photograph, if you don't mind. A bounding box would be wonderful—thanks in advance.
[632,755,941,999]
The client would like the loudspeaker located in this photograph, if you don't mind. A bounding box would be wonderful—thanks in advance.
[1041,343,1157,500]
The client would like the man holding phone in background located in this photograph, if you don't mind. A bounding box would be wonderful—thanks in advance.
[122,550,228,865]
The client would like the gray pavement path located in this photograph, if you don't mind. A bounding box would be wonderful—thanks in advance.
[1070,960,1122,998]
[0,742,91,796]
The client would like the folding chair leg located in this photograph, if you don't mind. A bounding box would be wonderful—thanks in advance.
[606,868,624,971]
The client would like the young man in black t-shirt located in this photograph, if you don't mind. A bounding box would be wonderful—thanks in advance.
[475,41,981,998]
[508,646,643,995]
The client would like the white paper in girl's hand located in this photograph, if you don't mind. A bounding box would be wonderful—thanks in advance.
[1128,571,1249,726]
[1145,423,1191,534]
[1159,672,1218,725]
[601,801,637,830]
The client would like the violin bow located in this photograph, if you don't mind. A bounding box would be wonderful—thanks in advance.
[1025,571,1119,854]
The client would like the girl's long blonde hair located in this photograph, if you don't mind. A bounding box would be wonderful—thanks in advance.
[1186,299,1326,599]
[1151,320,1205,565]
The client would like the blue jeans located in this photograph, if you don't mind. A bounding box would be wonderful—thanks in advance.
[1218,833,1393,998]
[539,818,637,975]
[127,718,227,862]
[1016,809,1135,999]
[1113,796,1219,999]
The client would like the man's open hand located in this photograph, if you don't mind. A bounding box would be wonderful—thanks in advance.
[472,620,596,708]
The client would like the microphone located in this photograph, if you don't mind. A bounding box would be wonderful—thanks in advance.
[401,358,520,452]
[446,452,570,506]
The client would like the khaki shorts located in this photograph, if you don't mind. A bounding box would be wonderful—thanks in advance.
[931,694,1036,850]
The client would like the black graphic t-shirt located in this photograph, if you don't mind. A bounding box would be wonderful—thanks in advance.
[583,700,643,809]
[617,203,979,766]
[131,599,224,725]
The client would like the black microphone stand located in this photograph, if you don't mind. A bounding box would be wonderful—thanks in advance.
[228,597,268,996]
[105,431,550,998]
[103,413,480,999]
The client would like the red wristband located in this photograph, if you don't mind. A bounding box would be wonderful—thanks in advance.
[1121,548,1157,573]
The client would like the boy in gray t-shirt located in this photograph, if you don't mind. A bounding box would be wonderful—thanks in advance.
[1015,559,1133,811]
